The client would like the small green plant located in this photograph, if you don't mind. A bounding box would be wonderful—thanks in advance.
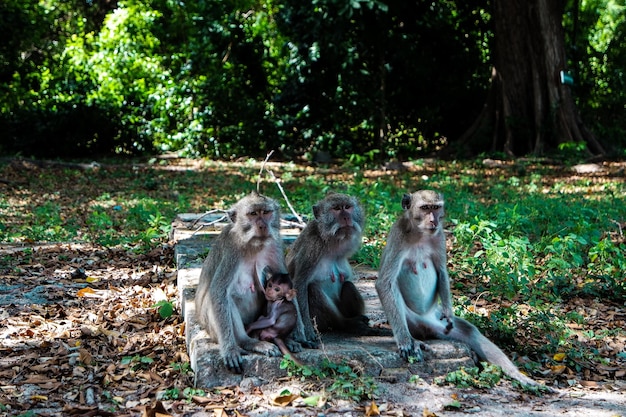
[171,361,192,374]
[435,362,503,389]
[120,355,154,370]
[152,300,175,319]
[182,387,206,401]
[160,387,180,400]
[281,358,378,402]
[408,374,423,383]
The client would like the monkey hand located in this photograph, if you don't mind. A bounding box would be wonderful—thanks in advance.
[439,313,454,334]
[223,347,248,374]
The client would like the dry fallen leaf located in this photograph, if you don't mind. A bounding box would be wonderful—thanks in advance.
[550,365,567,374]
[271,390,300,406]
[423,407,438,417]
[142,400,171,417]
[553,352,566,362]
[365,400,380,416]
[76,287,96,297]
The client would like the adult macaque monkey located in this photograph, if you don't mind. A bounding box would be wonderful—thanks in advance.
[287,193,369,342]
[195,192,302,373]
[376,190,543,387]
[246,272,303,366]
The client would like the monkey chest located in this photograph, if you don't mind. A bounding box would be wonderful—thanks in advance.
[231,261,266,322]
[316,259,351,290]
[399,250,438,314]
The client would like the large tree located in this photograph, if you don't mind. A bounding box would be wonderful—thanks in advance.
[460,0,606,156]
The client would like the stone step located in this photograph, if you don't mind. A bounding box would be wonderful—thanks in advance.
[172,214,475,388]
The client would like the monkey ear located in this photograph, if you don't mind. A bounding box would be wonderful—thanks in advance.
[312,203,322,219]
[227,208,237,223]
[285,288,297,301]
[401,194,412,210]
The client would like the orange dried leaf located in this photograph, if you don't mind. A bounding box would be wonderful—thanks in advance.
[423,407,438,417]
[553,353,566,362]
[271,391,299,406]
[365,400,380,416]
[76,287,96,297]
[78,348,94,365]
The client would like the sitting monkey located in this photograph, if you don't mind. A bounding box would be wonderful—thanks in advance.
[376,190,547,388]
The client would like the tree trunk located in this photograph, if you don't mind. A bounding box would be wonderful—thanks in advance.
[459,0,605,157]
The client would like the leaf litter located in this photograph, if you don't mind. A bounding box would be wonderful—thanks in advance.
[0,159,625,416]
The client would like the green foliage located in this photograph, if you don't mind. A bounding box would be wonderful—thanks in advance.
[1,1,624,158]
[121,355,154,370]
[152,299,175,319]
[435,362,503,389]
[564,0,626,151]
[281,358,378,401]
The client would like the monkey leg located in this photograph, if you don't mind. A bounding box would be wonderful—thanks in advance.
[338,281,366,318]
[258,329,303,353]
[308,281,376,335]
[308,284,347,331]
[403,311,440,361]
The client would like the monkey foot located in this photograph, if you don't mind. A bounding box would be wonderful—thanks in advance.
[399,340,430,362]
[285,338,303,353]
[247,340,281,357]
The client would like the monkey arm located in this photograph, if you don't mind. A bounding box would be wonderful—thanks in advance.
[288,236,323,343]
[292,269,316,341]
[436,267,453,317]
[432,236,454,329]
[246,314,277,333]
[288,296,318,348]
[376,249,418,359]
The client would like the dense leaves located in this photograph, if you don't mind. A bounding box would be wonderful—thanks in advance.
[0,0,624,159]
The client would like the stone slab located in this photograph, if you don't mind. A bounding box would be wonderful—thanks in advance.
[172,214,476,388]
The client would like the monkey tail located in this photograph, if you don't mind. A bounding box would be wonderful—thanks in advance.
[273,338,304,367]
[451,317,542,387]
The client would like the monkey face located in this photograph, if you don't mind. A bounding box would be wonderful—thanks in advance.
[403,190,445,233]
[229,193,281,244]
[264,280,285,301]
[246,208,275,238]
[314,193,364,239]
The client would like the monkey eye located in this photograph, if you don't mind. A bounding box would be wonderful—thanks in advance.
[249,211,258,216]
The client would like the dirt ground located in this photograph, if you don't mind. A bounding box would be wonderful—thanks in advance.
[0,158,625,416]
[1,242,625,417]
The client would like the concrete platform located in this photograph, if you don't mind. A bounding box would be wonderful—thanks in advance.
[171,213,475,388]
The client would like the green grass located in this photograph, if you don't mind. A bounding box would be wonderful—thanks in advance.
[0,156,624,383]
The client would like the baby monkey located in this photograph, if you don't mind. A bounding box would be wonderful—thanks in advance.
[246,272,303,366]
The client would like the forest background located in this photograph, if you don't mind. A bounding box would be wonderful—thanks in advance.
[1,0,625,161]
[1,1,626,415]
